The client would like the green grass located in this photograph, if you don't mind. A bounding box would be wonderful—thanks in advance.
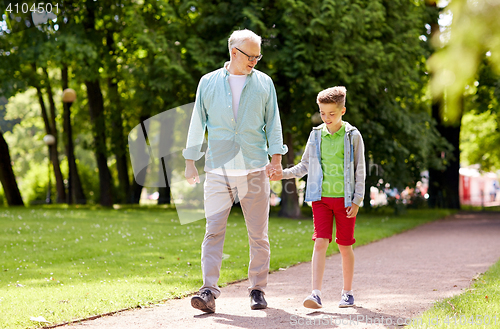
[460,205,500,212]
[409,259,500,329]
[0,206,454,329]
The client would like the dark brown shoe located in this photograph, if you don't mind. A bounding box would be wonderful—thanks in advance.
[250,290,267,310]
[191,290,215,313]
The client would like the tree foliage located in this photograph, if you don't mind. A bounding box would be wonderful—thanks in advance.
[461,58,500,171]
[429,0,500,122]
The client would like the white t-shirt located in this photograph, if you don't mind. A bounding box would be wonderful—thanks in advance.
[228,73,247,120]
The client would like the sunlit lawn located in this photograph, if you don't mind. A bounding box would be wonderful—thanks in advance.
[409,258,500,329]
[0,206,454,329]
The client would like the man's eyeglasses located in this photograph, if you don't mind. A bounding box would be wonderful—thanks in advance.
[235,47,263,62]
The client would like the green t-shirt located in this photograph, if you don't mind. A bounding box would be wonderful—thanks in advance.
[321,123,345,197]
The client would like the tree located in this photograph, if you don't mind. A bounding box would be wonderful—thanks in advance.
[428,0,500,119]
[0,130,24,206]
[425,0,461,209]
[124,1,200,204]
[0,14,69,203]
[1,1,93,205]
[61,67,87,204]
[59,0,118,207]
[32,64,67,203]
[426,0,500,207]
[460,58,500,171]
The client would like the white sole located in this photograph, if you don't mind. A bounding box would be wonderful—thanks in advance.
[303,299,322,309]
[339,303,355,308]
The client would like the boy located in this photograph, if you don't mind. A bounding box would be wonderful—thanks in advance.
[271,86,365,308]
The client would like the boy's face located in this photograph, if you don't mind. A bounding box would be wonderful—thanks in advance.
[318,102,346,132]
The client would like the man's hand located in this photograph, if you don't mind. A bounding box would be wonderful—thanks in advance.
[185,160,200,185]
[346,203,359,218]
[266,154,282,181]
[269,171,283,181]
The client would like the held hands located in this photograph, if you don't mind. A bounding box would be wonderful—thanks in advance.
[266,154,283,181]
[185,160,200,185]
[346,203,359,218]
[268,167,283,181]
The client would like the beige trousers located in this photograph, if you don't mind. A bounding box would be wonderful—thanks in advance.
[200,171,270,298]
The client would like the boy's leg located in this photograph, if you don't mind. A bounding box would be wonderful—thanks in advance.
[332,197,356,307]
[310,198,334,291]
[312,238,329,291]
[302,198,334,310]
[338,244,355,291]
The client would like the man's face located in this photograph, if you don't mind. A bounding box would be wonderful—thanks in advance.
[319,103,346,132]
[231,40,261,75]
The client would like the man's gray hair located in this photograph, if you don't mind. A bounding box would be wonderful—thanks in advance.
[228,29,262,55]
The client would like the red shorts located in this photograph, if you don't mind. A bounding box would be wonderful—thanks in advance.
[311,197,356,246]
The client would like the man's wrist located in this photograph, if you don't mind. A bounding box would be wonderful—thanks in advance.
[270,154,282,165]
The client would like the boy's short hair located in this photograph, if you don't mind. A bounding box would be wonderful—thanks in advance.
[317,86,347,107]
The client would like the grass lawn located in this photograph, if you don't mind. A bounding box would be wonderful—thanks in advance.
[409,258,500,329]
[461,205,500,212]
[0,206,454,329]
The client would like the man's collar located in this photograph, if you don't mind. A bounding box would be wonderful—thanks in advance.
[223,61,254,77]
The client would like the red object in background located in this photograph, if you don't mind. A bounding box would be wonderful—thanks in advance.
[461,175,471,201]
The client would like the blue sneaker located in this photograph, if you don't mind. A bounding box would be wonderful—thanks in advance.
[303,293,323,309]
[339,293,355,308]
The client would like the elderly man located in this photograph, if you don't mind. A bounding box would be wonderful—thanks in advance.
[183,29,287,313]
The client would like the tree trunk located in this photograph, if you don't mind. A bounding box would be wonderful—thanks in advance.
[157,114,173,205]
[61,66,86,204]
[130,175,144,204]
[428,101,462,209]
[426,0,461,209]
[129,114,153,204]
[278,131,301,218]
[34,80,66,204]
[158,187,171,204]
[0,131,24,206]
[363,156,375,210]
[106,31,131,204]
[43,68,58,137]
[86,79,114,207]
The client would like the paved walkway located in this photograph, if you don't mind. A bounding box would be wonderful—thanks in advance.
[65,212,500,328]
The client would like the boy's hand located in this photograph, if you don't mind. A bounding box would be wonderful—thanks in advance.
[269,170,283,181]
[266,162,282,177]
[346,203,359,218]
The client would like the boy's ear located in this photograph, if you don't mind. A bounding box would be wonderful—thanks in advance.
[342,107,347,115]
